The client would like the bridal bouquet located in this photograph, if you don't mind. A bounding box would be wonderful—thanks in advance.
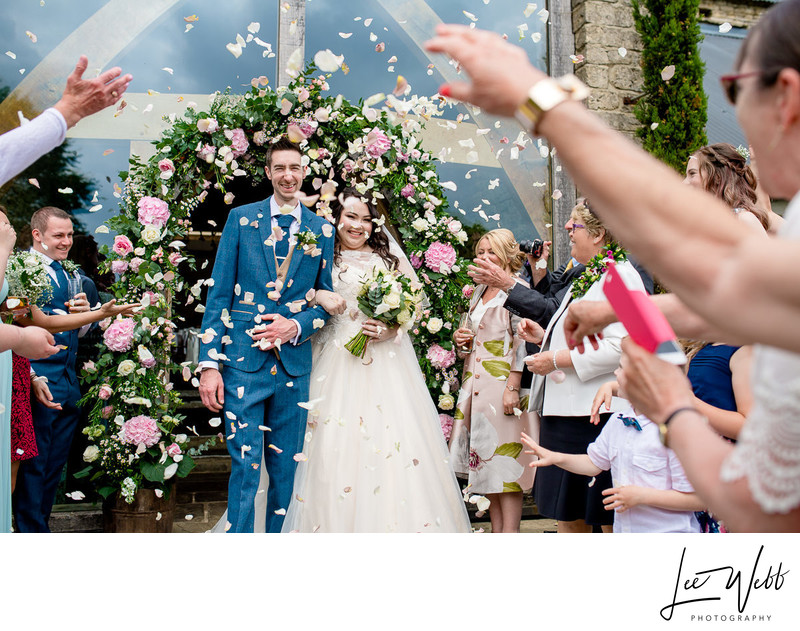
[2,251,53,321]
[344,267,424,358]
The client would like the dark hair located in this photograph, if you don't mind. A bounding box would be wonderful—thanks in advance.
[331,187,398,270]
[30,206,71,234]
[265,135,303,167]
[737,0,800,88]
[691,143,769,230]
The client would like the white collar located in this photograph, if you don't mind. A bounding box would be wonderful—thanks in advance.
[30,246,55,265]
[270,196,301,221]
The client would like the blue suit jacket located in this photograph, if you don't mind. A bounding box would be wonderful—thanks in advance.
[199,198,334,377]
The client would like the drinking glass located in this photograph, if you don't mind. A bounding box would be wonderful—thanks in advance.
[457,312,476,354]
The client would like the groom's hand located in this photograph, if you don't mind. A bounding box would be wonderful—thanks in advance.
[199,368,225,412]
[252,313,299,346]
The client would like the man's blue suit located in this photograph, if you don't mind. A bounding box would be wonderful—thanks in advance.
[199,197,334,532]
[14,261,82,532]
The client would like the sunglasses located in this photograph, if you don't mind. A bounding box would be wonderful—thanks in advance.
[719,70,777,105]
[567,223,585,235]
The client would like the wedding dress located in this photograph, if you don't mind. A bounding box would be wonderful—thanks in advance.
[281,246,471,532]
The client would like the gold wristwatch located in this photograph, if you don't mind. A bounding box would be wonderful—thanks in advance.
[514,75,590,135]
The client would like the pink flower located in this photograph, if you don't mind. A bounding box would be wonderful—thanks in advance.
[439,414,454,441]
[426,343,456,370]
[168,252,182,266]
[111,259,129,274]
[137,196,170,228]
[229,128,250,157]
[424,241,457,272]
[157,158,175,179]
[129,257,144,272]
[197,118,219,133]
[462,284,475,299]
[197,144,216,162]
[365,128,391,158]
[401,184,415,199]
[83,361,96,373]
[98,384,113,400]
[113,235,133,257]
[142,291,159,306]
[120,415,161,448]
[101,406,114,419]
[343,159,356,173]
[103,317,135,352]
[167,443,182,457]
[409,254,422,269]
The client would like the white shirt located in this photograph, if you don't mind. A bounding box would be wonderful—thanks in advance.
[29,246,92,337]
[0,108,67,188]
[587,405,700,533]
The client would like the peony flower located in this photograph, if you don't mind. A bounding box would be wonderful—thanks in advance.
[137,196,170,228]
[409,254,422,269]
[110,259,128,275]
[117,359,136,376]
[438,393,455,410]
[426,317,443,334]
[424,241,457,273]
[197,117,219,133]
[158,158,175,179]
[141,225,162,245]
[427,343,456,370]
[439,414,454,441]
[98,384,113,400]
[103,318,135,352]
[82,445,100,462]
[129,257,144,272]
[113,235,134,257]
[229,128,250,157]
[197,144,216,162]
[137,344,157,368]
[448,219,463,233]
[365,128,391,158]
[120,415,161,448]
[401,184,415,199]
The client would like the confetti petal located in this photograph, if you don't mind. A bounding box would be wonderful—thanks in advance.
[661,65,676,82]
[719,22,732,34]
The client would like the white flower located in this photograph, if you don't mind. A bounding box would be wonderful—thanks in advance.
[426,317,443,334]
[117,359,136,376]
[314,49,344,73]
[411,218,428,232]
[82,445,100,462]
[384,291,401,309]
[467,412,523,494]
[141,224,161,245]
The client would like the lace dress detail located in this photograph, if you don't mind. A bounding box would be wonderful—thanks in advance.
[720,194,800,513]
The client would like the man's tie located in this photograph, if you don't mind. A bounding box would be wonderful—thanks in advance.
[274,214,295,261]
[620,415,642,431]
[50,259,69,289]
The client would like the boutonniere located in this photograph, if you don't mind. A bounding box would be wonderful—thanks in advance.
[570,242,627,299]
[296,229,320,255]
[62,259,80,275]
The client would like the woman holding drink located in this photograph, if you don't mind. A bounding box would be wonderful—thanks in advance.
[450,229,538,533]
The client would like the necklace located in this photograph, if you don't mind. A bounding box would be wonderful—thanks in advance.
[570,242,627,299]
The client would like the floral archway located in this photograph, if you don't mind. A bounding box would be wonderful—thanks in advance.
[78,55,474,501]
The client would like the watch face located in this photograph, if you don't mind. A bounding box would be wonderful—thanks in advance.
[531,79,567,112]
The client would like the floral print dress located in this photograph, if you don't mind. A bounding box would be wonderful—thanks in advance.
[449,283,538,495]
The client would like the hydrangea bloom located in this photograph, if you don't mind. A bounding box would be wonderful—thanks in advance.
[120,415,161,448]
[103,318,136,352]
[365,128,391,158]
[424,241,456,272]
[427,343,456,370]
[229,128,250,157]
[137,196,170,228]
[439,414,454,441]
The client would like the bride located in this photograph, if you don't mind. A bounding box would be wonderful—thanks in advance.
[280,189,471,532]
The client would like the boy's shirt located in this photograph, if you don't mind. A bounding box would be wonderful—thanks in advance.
[587,405,701,533]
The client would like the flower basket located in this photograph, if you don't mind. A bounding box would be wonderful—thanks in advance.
[102,486,176,533]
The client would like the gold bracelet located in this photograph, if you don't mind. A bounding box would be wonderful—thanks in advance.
[659,407,706,448]
[506,385,519,392]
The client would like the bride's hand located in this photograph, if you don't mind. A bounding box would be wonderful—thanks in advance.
[361,318,396,343]
[313,289,347,315]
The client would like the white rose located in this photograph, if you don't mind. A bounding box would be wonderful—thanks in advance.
[141,224,161,245]
[426,317,443,334]
[449,220,462,233]
[397,309,412,325]
[411,218,428,232]
[117,359,136,376]
[384,291,401,309]
[82,445,100,462]
[456,230,468,244]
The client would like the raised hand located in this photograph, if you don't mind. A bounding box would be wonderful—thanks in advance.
[67,292,90,313]
[467,257,514,290]
[590,380,617,425]
[517,318,544,344]
[0,221,17,254]
[97,299,140,318]
[563,300,615,352]
[12,326,59,359]
[53,55,132,128]
[520,431,555,468]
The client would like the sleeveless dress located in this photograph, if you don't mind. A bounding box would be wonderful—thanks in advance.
[1,278,12,532]
[11,353,37,462]
[282,249,471,532]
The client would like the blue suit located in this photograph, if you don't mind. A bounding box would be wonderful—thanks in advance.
[200,198,333,532]
[14,262,82,532]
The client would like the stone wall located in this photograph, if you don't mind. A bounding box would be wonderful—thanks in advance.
[699,0,772,28]
[571,0,643,139]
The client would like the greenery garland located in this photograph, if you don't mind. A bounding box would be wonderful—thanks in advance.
[569,243,627,299]
[76,61,472,500]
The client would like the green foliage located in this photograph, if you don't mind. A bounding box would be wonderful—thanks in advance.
[632,0,708,171]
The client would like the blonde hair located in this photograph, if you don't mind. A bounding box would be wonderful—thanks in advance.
[571,197,614,246]
[476,228,524,273]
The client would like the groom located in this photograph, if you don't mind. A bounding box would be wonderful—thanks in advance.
[198,136,334,532]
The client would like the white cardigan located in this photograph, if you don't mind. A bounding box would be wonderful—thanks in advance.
[528,260,645,418]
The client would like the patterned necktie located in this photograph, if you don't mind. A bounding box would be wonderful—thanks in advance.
[50,259,69,289]
[274,213,295,261]
[620,415,642,431]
